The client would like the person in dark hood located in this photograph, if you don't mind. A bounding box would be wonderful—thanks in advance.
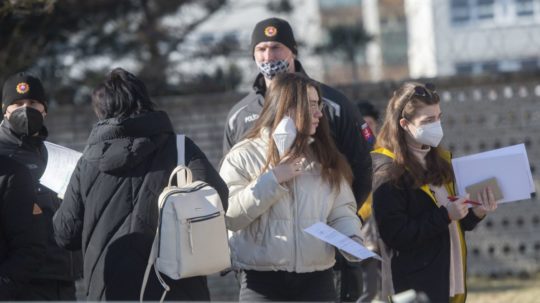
[222,17,372,302]
[53,67,229,301]
[0,72,82,300]
[0,156,45,300]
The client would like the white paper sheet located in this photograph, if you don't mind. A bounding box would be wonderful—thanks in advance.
[453,144,534,192]
[41,142,82,199]
[304,222,380,261]
[452,144,535,203]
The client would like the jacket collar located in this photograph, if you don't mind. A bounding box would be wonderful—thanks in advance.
[371,147,455,199]
[0,119,48,147]
[0,120,48,180]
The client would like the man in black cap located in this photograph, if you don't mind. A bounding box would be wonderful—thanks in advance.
[0,72,82,300]
[223,17,371,204]
[222,17,372,302]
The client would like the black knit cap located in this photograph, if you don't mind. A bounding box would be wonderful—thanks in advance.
[2,72,47,114]
[251,17,298,57]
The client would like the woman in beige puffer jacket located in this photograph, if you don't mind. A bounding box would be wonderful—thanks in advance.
[219,73,362,302]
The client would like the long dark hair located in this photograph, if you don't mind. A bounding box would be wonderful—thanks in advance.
[244,73,353,191]
[92,68,156,120]
[376,82,453,188]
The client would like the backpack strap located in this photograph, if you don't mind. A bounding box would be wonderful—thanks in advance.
[176,134,185,166]
[140,134,186,302]
[171,135,191,187]
[169,166,193,187]
[140,220,170,303]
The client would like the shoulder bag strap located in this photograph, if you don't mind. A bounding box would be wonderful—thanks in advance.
[176,134,185,166]
[140,135,186,302]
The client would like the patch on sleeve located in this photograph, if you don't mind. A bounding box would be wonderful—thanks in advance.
[361,123,375,145]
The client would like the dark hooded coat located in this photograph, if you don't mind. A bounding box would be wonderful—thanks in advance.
[53,111,228,300]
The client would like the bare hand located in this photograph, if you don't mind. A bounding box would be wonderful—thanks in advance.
[446,196,468,221]
[472,187,498,218]
[272,157,305,184]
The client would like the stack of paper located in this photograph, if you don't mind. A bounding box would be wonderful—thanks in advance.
[451,144,535,203]
[40,142,82,199]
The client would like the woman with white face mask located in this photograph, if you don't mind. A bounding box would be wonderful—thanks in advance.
[219,73,362,302]
[371,82,498,303]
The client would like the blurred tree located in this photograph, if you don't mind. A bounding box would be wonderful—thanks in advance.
[195,33,241,59]
[0,0,228,104]
[176,62,242,94]
[266,0,293,13]
[315,23,372,83]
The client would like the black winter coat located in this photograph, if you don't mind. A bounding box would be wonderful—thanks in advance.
[371,151,482,303]
[223,60,372,205]
[0,121,82,281]
[0,156,44,299]
[53,111,228,301]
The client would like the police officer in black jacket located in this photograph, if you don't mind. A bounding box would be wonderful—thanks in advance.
[0,73,82,300]
[0,156,45,299]
[223,18,372,206]
[222,17,373,302]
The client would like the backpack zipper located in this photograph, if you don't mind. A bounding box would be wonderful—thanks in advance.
[187,211,221,253]
[157,182,209,256]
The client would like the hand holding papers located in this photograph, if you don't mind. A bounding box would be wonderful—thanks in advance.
[451,144,535,204]
[41,142,82,199]
[304,222,380,261]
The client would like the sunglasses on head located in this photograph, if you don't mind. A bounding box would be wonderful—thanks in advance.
[413,83,437,99]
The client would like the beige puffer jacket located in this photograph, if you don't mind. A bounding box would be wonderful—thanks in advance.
[219,132,362,273]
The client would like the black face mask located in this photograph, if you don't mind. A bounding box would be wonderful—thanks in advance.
[7,107,44,137]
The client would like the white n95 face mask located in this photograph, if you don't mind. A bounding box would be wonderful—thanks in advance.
[272,116,297,157]
[409,120,444,147]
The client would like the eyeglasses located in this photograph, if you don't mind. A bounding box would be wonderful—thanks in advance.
[413,83,437,100]
[309,100,326,112]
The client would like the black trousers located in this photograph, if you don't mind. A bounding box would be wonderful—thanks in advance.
[17,279,76,301]
[239,269,337,302]
[357,258,381,303]
[334,253,363,302]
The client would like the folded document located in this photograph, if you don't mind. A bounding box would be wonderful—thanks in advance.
[304,222,380,261]
[451,144,535,203]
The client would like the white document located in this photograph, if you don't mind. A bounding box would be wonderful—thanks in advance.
[304,222,380,261]
[454,144,534,191]
[452,144,535,203]
[41,142,82,199]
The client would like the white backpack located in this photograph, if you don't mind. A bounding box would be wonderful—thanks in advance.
[140,135,231,302]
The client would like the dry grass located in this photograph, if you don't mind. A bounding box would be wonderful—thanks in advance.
[467,274,540,303]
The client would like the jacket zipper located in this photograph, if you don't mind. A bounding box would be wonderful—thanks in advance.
[293,177,299,271]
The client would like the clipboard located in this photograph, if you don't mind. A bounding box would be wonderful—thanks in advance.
[465,177,503,201]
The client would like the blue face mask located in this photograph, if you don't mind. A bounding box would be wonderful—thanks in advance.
[256,60,289,79]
